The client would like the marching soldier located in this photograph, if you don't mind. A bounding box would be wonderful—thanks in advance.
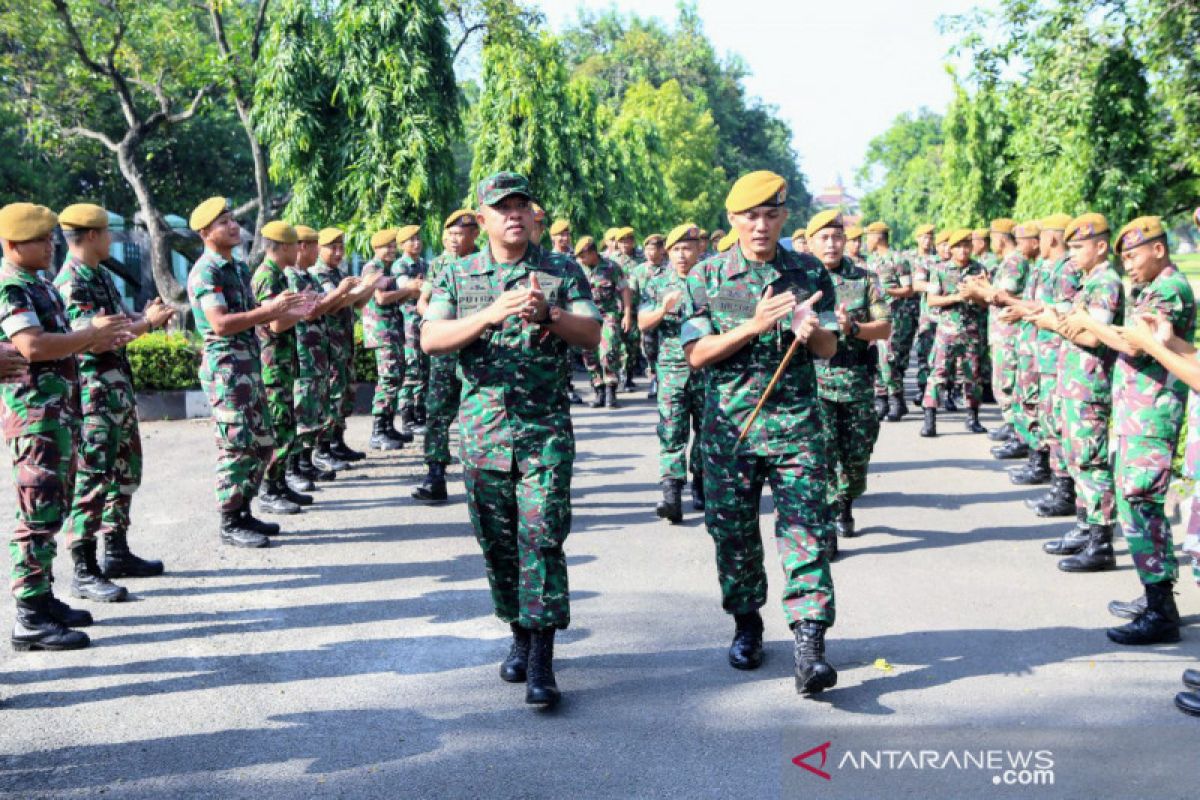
[55,204,174,604]
[810,211,892,553]
[187,200,305,547]
[422,171,602,708]
[866,221,917,422]
[681,171,840,696]
[612,227,641,390]
[910,225,939,403]
[362,228,417,450]
[1,203,131,650]
[550,219,572,255]
[575,236,630,408]
[639,224,705,523]
[633,233,667,399]
[395,225,429,438]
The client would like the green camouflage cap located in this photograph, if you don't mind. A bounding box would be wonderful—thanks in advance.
[476,171,533,207]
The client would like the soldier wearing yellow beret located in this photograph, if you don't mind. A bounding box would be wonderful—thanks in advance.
[549,220,572,255]
[608,227,641,391]
[844,225,865,265]
[55,203,176,604]
[0,203,137,650]
[573,234,632,408]
[908,225,941,403]
[391,223,431,438]
[716,230,736,253]
[629,233,669,400]
[864,220,919,422]
[681,169,841,696]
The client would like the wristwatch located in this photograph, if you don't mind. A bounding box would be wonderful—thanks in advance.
[849,319,861,338]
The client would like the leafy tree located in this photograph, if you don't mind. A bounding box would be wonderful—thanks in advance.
[856,109,944,244]
[939,71,1014,227]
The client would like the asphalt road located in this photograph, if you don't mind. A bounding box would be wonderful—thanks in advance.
[0,384,1197,799]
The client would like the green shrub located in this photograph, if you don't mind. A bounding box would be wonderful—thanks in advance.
[354,322,377,384]
[126,332,201,391]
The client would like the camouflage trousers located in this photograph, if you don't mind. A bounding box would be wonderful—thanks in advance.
[202,366,273,513]
[370,340,405,416]
[264,381,296,483]
[1038,373,1067,476]
[622,323,641,378]
[818,396,880,509]
[914,315,937,388]
[642,331,659,379]
[989,317,1021,424]
[1012,340,1041,448]
[583,313,623,388]
[64,412,142,549]
[1060,399,1115,526]
[295,342,330,442]
[656,363,703,480]
[877,299,918,396]
[424,355,461,466]
[1115,435,1178,585]
[330,333,356,428]
[463,461,573,630]
[922,323,983,409]
[400,308,428,412]
[979,317,992,387]
[6,427,73,599]
[702,448,835,626]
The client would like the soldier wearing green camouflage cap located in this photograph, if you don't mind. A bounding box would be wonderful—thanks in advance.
[395,225,430,438]
[611,228,641,391]
[422,171,602,708]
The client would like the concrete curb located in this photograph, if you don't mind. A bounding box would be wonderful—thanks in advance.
[136,383,376,421]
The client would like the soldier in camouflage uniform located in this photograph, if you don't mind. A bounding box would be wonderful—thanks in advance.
[639,224,705,524]
[395,225,429,437]
[789,228,810,256]
[548,220,586,405]
[919,229,989,436]
[55,204,174,604]
[575,236,630,409]
[188,199,305,548]
[1031,214,1123,570]
[0,202,131,651]
[422,171,602,708]
[866,222,917,422]
[362,228,417,450]
[910,226,940,402]
[810,212,892,555]
[413,209,480,505]
[1070,216,1196,646]
[708,229,726,259]
[682,171,840,696]
[612,228,642,391]
[250,221,311,515]
[632,233,667,400]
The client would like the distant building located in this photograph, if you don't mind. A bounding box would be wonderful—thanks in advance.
[812,176,861,227]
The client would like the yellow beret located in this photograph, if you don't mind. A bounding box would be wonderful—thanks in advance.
[665,224,700,251]
[1041,213,1072,232]
[1065,213,1109,243]
[0,203,57,242]
[318,227,345,246]
[698,229,709,239]
[1014,221,1041,239]
[615,226,635,241]
[710,228,726,240]
[370,228,397,249]
[865,221,890,234]
[261,220,298,244]
[844,225,864,241]
[293,225,319,243]
[643,233,665,247]
[189,196,231,231]
[1115,216,1166,255]
[726,170,787,213]
[972,228,989,239]
[913,223,935,238]
[531,203,545,220]
[935,230,951,245]
[603,228,618,242]
[790,228,808,242]
[574,236,596,256]
[946,228,972,248]
[58,203,109,230]
[990,218,1016,235]
[444,209,475,230]
[717,230,737,252]
[549,219,570,236]
[805,209,844,239]
[395,224,421,244]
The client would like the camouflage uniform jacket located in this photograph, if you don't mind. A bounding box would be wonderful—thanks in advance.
[583,258,628,317]
[866,250,914,309]
[360,257,404,349]
[249,258,296,386]
[926,258,987,333]
[1056,263,1124,404]
[394,254,428,311]
[640,264,690,367]
[309,259,354,343]
[816,257,891,403]
[188,248,262,374]
[283,265,326,356]
[1034,255,1083,373]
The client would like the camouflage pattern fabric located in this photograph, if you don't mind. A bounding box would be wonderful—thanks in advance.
[423,252,462,466]
[190,250,273,512]
[641,265,702,480]
[1036,255,1084,475]
[361,257,405,416]
[284,266,329,442]
[395,254,429,414]
[7,427,73,599]
[1113,263,1196,585]
[581,258,626,388]
[251,258,298,482]
[868,250,917,396]
[912,254,939,389]
[988,251,1029,423]
[922,258,987,409]
[1011,258,1045,448]
[309,258,356,434]
[635,260,665,378]
[424,242,600,629]
[681,244,837,626]
[614,252,642,378]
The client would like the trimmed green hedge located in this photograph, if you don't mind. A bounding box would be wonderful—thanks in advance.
[127,332,201,391]
[353,323,377,384]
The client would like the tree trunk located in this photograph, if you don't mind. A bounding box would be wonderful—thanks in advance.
[233,96,270,256]
[116,140,188,313]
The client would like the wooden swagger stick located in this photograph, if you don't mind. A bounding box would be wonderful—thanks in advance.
[736,336,802,445]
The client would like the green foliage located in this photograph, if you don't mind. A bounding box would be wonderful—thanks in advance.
[939,73,1014,227]
[126,332,201,391]
[353,323,377,384]
[857,109,945,244]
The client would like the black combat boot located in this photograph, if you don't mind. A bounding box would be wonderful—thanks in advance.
[412,462,448,505]
[794,620,838,695]
[101,529,164,579]
[824,528,838,561]
[623,371,637,391]
[302,446,336,482]
[399,406,419,438]
[835,499,857,538]
[728,611,764,670]
[919,407,937,437]
[605,384,621,409]
[286,454,316,492]
[44,588,92,627]
[1042,507,1089,555]
[499,623,531,683]
[589,385,605,408]
[991,437,1029,460]
[655,479,684,524]
[943,391,958,413]
[886,393,906,422]
[70,541,128,603]
[525,628,561,707]
[313,441,349,472]
[1182,669,1200,690]
[988,422,1013,442]
[11,595,90,651]
[1034,477,1075,517]
[691,471,705,511]
[1010,449,1050,485]
[386,413,414,445]
[647,377,658,400]
[219,510,268,549]
[568,383,584,404]
[369,416,401,451]
[1107,582,1181,645]
[874,395,888,421]
[258,479,301,515]
[1108,591,1182,623]
[1175,691,1200,717]
[331,428,366,462]
[913,383,926,404]
[1058,525,1116,572]
[964,407,986,434]
[241,499,281,537]
[1025,477,1063,513]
